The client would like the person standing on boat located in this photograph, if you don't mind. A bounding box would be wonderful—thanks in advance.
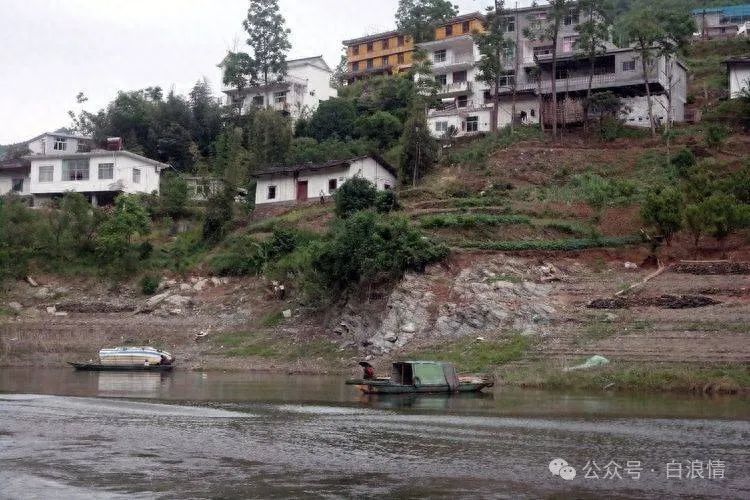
[359,362,375,380]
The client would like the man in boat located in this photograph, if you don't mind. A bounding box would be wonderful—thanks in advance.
[359,361,375,380]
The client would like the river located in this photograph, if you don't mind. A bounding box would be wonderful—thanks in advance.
[0,367,748,499]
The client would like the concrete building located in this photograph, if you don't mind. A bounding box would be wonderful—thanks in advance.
[221,56,337,120]
[693,4,750,39]
[252,155,396,205]
[420,5,688,137]
[342,30,415,83]
[726,57,750,98]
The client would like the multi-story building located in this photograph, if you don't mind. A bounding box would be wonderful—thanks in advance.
[693,4,750,39]
[342,30,415,83]
[0,132,167,206]
[422,5,688,137]
[726,57,750,98]
[221,56,337,119]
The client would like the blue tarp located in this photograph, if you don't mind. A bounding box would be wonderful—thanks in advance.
[692,4,750,17]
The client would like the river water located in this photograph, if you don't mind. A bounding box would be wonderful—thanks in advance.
[0,368,748,499]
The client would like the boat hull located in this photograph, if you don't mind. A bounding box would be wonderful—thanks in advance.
[346,379,492,394]
[69,362,173,372]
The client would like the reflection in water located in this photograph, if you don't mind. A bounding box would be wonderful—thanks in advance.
[359,392,494,411]
[97,372,171,396]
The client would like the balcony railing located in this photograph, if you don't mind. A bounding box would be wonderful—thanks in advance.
[428,99,488,117]
[432,54,474,68]
[436,81,472,95]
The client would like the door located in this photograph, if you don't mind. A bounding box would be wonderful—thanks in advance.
[296,180,308,201]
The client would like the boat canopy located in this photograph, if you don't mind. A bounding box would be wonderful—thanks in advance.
[391,361,459,388]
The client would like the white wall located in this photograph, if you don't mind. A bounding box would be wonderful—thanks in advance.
[255,158,397,205]
[729,64,750,98]
[0,172,31,195]
[29,153,161,195]
[621,95,670,127]
[27,134,89,156]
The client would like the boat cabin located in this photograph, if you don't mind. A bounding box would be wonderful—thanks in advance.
[391,361,459,390]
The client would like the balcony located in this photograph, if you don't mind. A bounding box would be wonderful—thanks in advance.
[432,54,475,70]
[436,81,472,97]
[428,99,487,117]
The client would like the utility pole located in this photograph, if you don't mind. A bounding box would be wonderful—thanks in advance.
[413,124,421,187]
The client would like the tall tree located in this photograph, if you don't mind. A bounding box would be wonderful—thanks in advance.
[400,109,438,186]
[474,0,515,132]
[395,0,459,43]
[524,0,574,139]
[243,0,292,85]
[249,109,292,167]
[619,0,693,137]
[575,0,612,129]
[220,51,256,95]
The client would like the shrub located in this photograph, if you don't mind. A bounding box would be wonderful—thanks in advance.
[419,214,531,228]
[160,173,189,218]
[699,194,748,246]
[705,124,729,150]
[641,186,684,244]
[202,188,234,244]
[455,235,641,251]
[671,148,696,177]
[210,235,266,276]
[356,110,402,149]
[140,274,160,295]
[375,190,400,213]
[334,177,377,218]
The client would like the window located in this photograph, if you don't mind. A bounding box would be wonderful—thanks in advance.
[445,24,453,36]
[382,39,389,49]
[328,179,337,192]
[398,35,405,46]
[564,10,579,26]
[11,178,24,192]
[462,21,470,33]
[452,70,467,83]
[530,109,536,117]
[465,116,479,132]
[352,61,360,72]
[268,185,277,200]
[457,95,468,108]
[53,137,67,151]
[252,95,264,106]
[622,60,636,71]
[436,74,447,86]
[397,53,405,64]
[367,59,374,69]
[499,71,515,87]
[555,67,569,79]
[98,163,114,180]
[274,91,287,103]
[562,36,578,52]
[38,165,54,183]
[382,56,389,67]
[76,141,89,153]
[367,42,374,52]
[434,49,446,63]
[384,184,392,190]
[506,16,515,32]
[62,159,89,181]
[132,168,141,184]
[352,45,360,56]
[435,121,449,133]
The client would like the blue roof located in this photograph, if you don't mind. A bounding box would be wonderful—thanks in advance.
[692,4,750,16]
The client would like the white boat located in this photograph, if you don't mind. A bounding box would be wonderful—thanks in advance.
[98,347,174,367]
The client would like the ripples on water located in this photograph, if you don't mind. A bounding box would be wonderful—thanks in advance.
[0,368,748,499]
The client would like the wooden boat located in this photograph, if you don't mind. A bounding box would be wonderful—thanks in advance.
[346,361,493,394]
[70,346,174,372]
[69,362,173,372]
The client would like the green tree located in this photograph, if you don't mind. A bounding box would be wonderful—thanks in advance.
[214,127,251,188]
[307,98,358,142]
[575,0,612,128]
[395,0,459,43]
[700,194,747,248]
[474,1,515,133]
[524,0,575,139]
[249,109,292,167]
[641,185,684,244]
[334,177,378,218]
[400,111,438,186]
[96,195,151,258]
[220,51,256,95]
[243,0,292,85]
[160,173,189,218]
[684,203,707,249]
[356,111,403,149]
[705,123,729,150]
[202,188,234,244]
[189,78,223,157]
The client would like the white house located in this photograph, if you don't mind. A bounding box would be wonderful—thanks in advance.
[726,57,750,98]
[26,131,94,155]
[27,149,169,206]
[252,155,397,205]
[0,159,32,197]
[222,56,338,120]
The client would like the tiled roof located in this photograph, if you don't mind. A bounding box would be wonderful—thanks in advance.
[253,154,397,178]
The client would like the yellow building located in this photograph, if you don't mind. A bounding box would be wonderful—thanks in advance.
[342,12,486,83]
[342,30,415,82]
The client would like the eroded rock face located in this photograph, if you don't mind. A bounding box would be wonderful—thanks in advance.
[339,257,558,354]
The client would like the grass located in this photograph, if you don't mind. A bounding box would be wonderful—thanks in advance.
[497,361,750,394]
[246,205,330,233]
[260,310,285,327]
[574,318,617,346]
[409,334,532,373]
[443,125,544,167]
[209,331,350,364]
[418,213,531,229]
[454,235,641,251]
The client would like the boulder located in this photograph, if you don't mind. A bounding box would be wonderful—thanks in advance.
[34,287,52,300]
[282,309,292,318]
[46,306,57,315]
[193,279,209,292]
[179,283,193,292]
[164,295,191,307]
[7,302,22,313]
[210,277,222,287]
[145,291,171,308]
